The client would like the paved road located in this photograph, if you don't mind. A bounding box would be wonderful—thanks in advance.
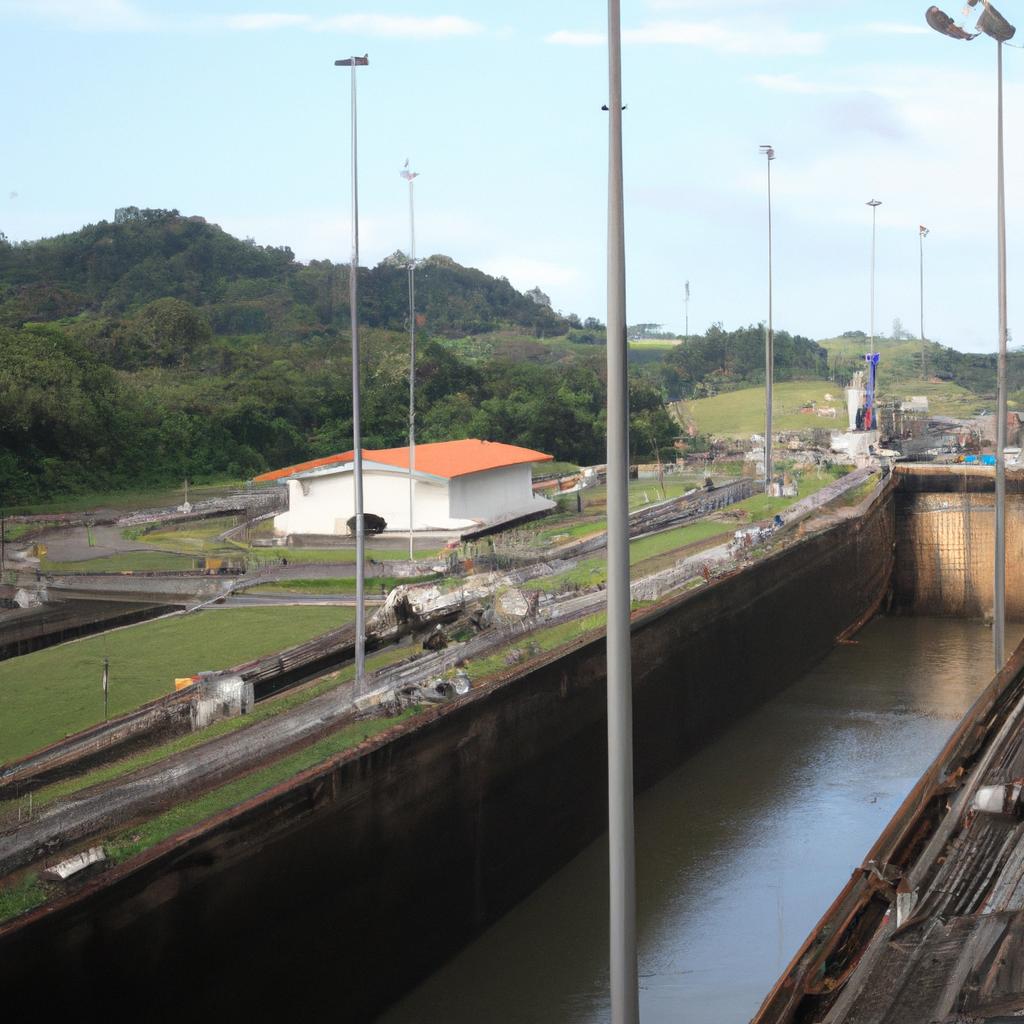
[23,525,167,564]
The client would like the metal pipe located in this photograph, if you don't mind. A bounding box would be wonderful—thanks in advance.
[995,39,1007,670]
[605,2,638,1021]
[336,55,369,690]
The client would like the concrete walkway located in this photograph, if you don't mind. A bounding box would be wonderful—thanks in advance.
[27,525,169,564]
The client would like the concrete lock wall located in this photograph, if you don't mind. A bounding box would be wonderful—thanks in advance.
[893,467,1024,619]
[0,486,896,1020]
[894,493,1013,619]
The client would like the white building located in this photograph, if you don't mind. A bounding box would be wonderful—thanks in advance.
[254,439,556,537]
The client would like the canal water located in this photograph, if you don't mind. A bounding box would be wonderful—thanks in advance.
[378,616,1024,1024]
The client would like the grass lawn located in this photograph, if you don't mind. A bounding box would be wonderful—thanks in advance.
[247,574,439,596]
[251,545,442,565]
[629,519,736,563]
[522,468,850,591]
[0,640,418,824]
[675,378,983,438]
[465,611,607,683]
[41,551,200,573]
[0,606,355,764]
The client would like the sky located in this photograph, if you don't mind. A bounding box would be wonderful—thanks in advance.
[0,0,1021,353]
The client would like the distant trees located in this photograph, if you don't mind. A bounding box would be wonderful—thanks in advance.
[659,323,828,400]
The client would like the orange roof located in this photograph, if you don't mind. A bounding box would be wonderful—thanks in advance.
[253,439,552,483]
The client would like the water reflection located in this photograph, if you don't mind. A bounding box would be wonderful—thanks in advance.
[378,617,1024,1024]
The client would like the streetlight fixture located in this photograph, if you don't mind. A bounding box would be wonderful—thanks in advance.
[760,144,775,492]
[605,2,639,1021]
[866,199,882,352]
[401,160,419,563]
[926,1,1014,670]
[919,225,930,378]
[336,54,369,692]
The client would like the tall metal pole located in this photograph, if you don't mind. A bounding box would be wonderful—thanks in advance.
[402,162,419,562]
[684,279,690,340]
[923,0,1015,669]
[760,145,775,491]
[920,225,929,378]
[867,199,882,351]
[336,55,369,691]
[606,2,638,1021]
[995,39,1007,670]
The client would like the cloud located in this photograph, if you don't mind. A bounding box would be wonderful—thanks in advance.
[0,3,485,38]
[315,14,484,38]
[546,19,825,56]
[820,94,909,141]
[479,255,581,294]
[647,0,819,9]
[751,72,841,95]
[862,21,929,36]
[220,13,312,32]
[0,0,157,31]
[545,29,606,47]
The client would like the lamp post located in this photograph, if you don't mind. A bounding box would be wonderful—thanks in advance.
[606,2,638,1022]
[926,2,1014,670]
[760,145,775,492]
[866,199,882,352]
[336,54,369,691]
[401,160,419,563]
[920,225,930,378]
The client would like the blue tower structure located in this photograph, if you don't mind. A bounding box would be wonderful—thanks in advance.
[863,352,880,431]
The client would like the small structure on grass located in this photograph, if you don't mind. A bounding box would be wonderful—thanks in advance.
[254,439,555,538]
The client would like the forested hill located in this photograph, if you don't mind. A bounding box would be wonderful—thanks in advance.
[0,209,678,504]
[659,324,828,402]
[0,207,570,338]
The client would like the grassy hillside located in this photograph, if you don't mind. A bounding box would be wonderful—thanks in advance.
[674,377,984,439]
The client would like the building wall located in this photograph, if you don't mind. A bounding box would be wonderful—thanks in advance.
[274,468,469,536]
[448,464,543,523]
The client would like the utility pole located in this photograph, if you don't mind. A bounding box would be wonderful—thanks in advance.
[923,0,1015,671]
[401,160,419,563]
[684,279,690,340]
[336,54,369,691]
[605,2,639,1020]
[867,200,882,352]
[995,38,1008,669]
[919,225,929,379]
[102,656,109,721]
[760,145,775,492]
